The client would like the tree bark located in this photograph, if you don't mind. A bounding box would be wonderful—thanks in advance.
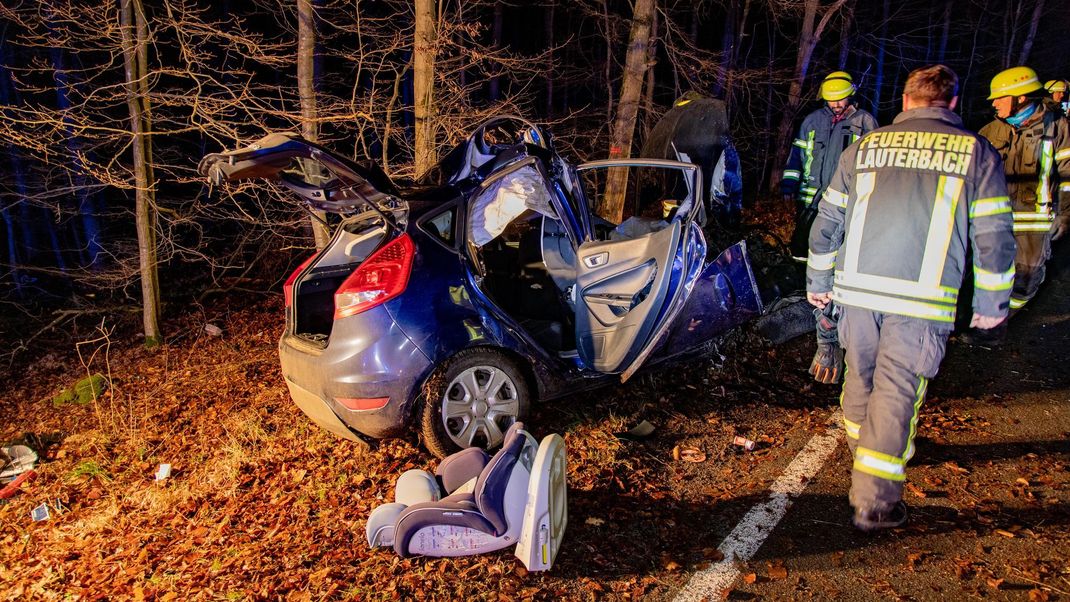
[768,0,850,195]
[544,0,555,115]
[1016,0,1045,66]
[871,0,891,117]
[837,0,855,69]
[490,3,504,101]
[936,0,952,63]
[713,1,736,97]
[413,0,437,178]
[599,0,657,223]
[298,0,330,249]
[119,0,161,347]
[643,7,658,141]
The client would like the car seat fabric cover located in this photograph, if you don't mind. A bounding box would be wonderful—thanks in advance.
[392,423,527,556]
[436,447,490,493]
[393,493,499,556]
[473,424,527,534]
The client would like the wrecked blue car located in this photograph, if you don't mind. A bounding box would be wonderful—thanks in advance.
[199,116,764,457]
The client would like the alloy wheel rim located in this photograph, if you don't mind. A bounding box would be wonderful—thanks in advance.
[441,365,520,449]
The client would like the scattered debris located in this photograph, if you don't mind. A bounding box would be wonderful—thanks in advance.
[155,463,172,482]
[676,447,706,463]
[584,517,606,527]
[204,323,223,336]
[614,420,656,441]
[1,445,38,482]
[0,469,37,499]
[30,502,50,522]
[733,436,757,451]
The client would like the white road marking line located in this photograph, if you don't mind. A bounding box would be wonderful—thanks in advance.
[673,410,845,602]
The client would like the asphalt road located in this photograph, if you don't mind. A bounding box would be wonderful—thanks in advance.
[603,239,1070,601]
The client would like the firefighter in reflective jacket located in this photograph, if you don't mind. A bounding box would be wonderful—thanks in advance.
[784,72,878,386]
[977,67,1070,340]
[1045,79,1069,116]
[784,72,879,260]
[807,65,1015,531]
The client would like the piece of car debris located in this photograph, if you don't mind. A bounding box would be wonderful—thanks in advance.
[614,420,656,441]
[155,463,172,482]
[733,436,757,451]
[1,445,39,483]
[204,324,223,336]
[0,470,37,500]
[30,502,50,522]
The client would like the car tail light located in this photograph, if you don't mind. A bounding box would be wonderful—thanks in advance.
[334,234,415,320]
[284,254,317,308]
[335,396,390,411]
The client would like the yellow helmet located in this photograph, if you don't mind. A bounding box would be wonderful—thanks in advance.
[820,71,856,102]
[988,66,1042,100]
[1044,79,1068,94]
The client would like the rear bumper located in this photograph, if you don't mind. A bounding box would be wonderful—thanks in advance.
[279,305,433,440]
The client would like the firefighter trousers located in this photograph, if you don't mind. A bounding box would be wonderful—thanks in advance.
[837,306,951,511]
[1010,229,1052,311]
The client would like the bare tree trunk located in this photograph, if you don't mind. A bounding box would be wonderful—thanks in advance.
[726,0,753,106]
[838,0,855,69]
[871,0,890,116]
[298,0,330,249]
[600,0,656,223]
[544,0,554,115]
[1,206,19,298]
[768,0,849,195]
[1016,0,1045,65]
[713,1,736,97]
[936,0,952,63]
[413,0,437,178]
[119,0,161,347]
[490,3,503,101]
[643,7,658,141]
[1003,0,1022,68]
[603,0,614,124]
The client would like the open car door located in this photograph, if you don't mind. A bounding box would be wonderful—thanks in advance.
[572,159,703,379]
[197,132,398,216]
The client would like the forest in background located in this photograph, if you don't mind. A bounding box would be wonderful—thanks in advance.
[0,0,1067,352]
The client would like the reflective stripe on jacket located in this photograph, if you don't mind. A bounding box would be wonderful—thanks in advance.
[978,102,1070,233]
[807,107,1016,323]
[782,104,879,205]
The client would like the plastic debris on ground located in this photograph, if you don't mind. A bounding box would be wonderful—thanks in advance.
[155,463,172,482]
[31,503,50,522]
[614,420,656,441]
[0,470,37,500]
[204,324,223,336]
[1,445,38,483]
[733,435,757,451]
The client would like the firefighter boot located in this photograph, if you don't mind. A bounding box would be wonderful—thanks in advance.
[809,304,843,384]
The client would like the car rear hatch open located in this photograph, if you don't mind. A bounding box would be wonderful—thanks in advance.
[199,133,408,346]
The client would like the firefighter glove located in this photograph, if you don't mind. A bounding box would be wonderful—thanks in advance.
[1052,215,1070,241]
[809,341,844,384]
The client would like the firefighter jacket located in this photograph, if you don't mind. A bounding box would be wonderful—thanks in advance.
[806,107,1017,324]
[978,101,1070,235]
[782,104,878,206]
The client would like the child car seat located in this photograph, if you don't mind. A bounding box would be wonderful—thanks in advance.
[365,422,567,571]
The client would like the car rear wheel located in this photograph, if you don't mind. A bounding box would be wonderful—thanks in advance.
[420,349,531,458]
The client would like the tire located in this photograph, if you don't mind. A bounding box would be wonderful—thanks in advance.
[420,348,531,459]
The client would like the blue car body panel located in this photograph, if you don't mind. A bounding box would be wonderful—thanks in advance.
[201,127,768,446]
